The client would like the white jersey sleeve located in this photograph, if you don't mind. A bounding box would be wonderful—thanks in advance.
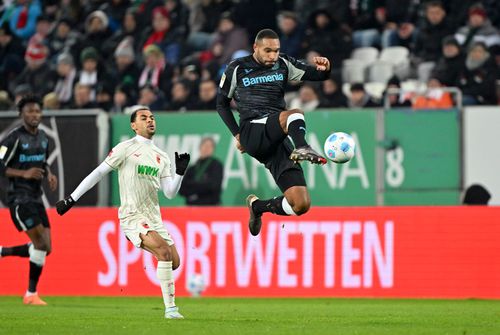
[160,153,172,178]
[105,142,128,169]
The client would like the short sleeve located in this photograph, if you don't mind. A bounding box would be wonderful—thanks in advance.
[104,142,127,169]
[219,61,239,99]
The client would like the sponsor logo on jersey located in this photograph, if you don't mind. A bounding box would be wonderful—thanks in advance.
[137,164,159,177]
[22,143,29,149]
[19,153,45,162]
[142,223,150,229]
[242,73,284,87]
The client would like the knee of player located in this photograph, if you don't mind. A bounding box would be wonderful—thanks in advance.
[156,245,172,261]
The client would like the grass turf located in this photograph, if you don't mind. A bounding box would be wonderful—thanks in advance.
[0,296,499,335]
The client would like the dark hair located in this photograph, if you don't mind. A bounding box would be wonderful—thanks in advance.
[426,1,445,10]
[255,29,279,43]
[130,105,151,122]
[17,94,43,113]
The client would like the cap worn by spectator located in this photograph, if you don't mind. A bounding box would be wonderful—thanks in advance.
[57,52,74,66]
[115,37,135,60]
[80,47,99,63]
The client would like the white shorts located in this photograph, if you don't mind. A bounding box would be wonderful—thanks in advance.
[120,216,174,248]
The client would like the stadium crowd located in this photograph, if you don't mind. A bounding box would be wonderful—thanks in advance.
[0,0,499,112]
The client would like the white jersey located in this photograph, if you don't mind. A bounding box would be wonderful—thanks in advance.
[104,136,171,223]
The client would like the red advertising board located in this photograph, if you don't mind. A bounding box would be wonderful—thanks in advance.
[0,207,499,298]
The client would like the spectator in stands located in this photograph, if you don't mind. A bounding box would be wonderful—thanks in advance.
[28,14,52,46]
[46,17,80,64]
[43,92,60,110]
[95,83,114,111]
[455,5,500,50]
[319,75,348,108]
[457,41,498,105]
[277,11,304,58]
[9,42,56,98]
[0,23,25,92]
[232,0,278,45]
[432,36,465,87]
[179,137,224,206]
[111,37,140,100]
[98,0,131,33]
[102,9,142,59]
[70,83,97,109]
[348,83,380,108]
[53,52,77,108]
[1,0,42,41]
[193,79,217,110]
[12,84,31,104]
[78,47,104,101]
[137,84,166,111]
[413,1,455,82]
[289,84,321,112]
[0,90,13,110]
[351,4,388,48]
[164,0,191,40]
[141,6,182,64]
[413,77,454,109]
[209,12,249,66]
[138,44,175,99]
[110,85,133,114]
[303,9,352,69]
[166,79,196,111]
[383,75,412,108]
[79,10,112,59]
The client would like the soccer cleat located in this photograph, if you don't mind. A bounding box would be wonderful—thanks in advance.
[23,293,47,305]
[246,194,262,236]
[290,145,327,165]
[165,306,184,319]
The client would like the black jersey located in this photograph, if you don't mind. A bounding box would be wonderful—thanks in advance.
[0,126,50,205]
[217,54,330,134]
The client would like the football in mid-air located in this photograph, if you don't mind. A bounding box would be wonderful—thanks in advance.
[324,132,356,164]
[187,273,206,297]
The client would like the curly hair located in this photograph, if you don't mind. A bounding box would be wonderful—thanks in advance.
[17,94,43,113]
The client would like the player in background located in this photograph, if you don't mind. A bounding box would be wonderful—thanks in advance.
[55,105,190,319]
[217,29,331,236]
[0,94,58,305]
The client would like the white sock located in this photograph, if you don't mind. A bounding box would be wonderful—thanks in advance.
[0,246,3,258]
[157,261,175,308]
[25,290,36,296]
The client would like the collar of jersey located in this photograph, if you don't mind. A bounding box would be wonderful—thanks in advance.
[135,135,153,144]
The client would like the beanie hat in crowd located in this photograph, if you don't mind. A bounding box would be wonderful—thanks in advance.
[25,43,48,62]
[468,6,487,19]
[85,10,109,30]
[143,44,163,57]
[442,35,460,48]
[80,47,99,63]
[57,52,74,66]
[152,6,169,20]
[115,37,135,60]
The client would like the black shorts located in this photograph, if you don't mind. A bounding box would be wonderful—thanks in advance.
[9,202,50,232]
[240,113,306,193]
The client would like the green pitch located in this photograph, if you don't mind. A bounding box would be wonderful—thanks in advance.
[0,296,499,335]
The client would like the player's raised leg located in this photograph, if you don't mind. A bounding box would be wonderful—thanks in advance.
[280,109,327,165]
[248,185,311,236]
[23,225,51,305]
[140,231,183,319]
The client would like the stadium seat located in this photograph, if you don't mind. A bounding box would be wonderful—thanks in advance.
[379,46,411,79]
[364,82,387,100]
[368,61,394,83]
[401,79,427,94]
[351,47,379,65]
[342,83,351,98]
[342,59,369,83]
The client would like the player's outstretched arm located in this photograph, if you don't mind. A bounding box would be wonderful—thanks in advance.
[161,152,190,199]
[56,162,113,215]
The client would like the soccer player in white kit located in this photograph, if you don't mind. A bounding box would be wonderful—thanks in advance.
[55,105,190,319]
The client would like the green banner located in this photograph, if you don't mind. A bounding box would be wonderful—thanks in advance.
[383,108,461,205]
[110,110,378,206]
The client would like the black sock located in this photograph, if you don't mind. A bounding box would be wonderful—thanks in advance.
[28,261,44,293]
[287,119,308,148]
[1,243,30,257]
[252,196,288,216]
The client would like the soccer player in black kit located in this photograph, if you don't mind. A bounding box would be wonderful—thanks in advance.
[217,29,331,236]
[0,94,58,305]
